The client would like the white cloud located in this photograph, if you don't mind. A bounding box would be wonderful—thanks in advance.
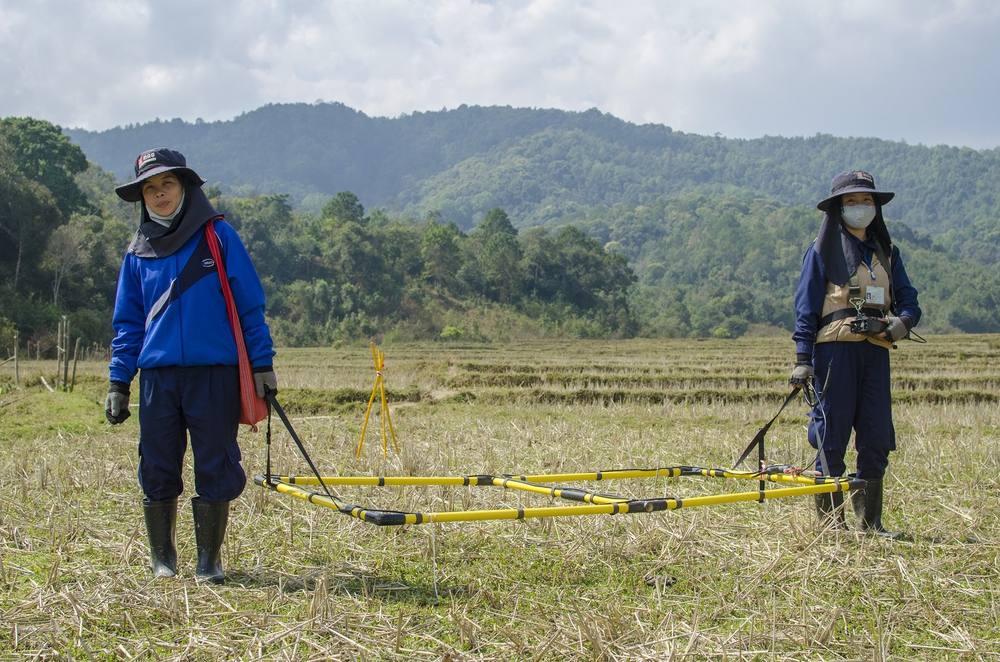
[1,0,998,148]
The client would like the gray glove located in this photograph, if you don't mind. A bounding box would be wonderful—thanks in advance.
[884,316,909,342]
[253,367,278,398]
[105,381,131,424]
[789,362,814,387]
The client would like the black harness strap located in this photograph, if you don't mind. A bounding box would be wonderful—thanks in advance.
[734,388,800,473]
[818,307,884,329]
[145,228,224,329]
[734,385,835,481]
[264,391,333,499]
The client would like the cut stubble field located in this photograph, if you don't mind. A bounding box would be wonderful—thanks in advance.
[1,336,998,660]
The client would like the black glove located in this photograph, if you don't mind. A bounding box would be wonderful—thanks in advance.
[884,316,909,342]
[789,354,813,388]
[253,366,278,398]
[105,381,131,424]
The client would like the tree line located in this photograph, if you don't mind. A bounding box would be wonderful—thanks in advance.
[1,117,638,355]
[221,192,637,345]
[562,194,1000,336]
[4,116,999,361]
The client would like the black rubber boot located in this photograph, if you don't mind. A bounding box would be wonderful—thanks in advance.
[814,491,847,530]
[192,498,229,584]
[143,498,178,578]
[850,477,904,539]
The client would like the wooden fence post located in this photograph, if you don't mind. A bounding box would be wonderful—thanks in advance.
[70,337,80,392]
[62,318,70,392]
[55,319,62,389]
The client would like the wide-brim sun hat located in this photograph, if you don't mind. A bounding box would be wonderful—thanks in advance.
[114,147,207,202]
[816,170,894,211]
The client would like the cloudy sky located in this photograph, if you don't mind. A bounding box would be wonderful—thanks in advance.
[2,0,998,149]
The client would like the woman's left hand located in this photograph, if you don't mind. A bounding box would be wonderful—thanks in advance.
[878,317,909,342]
[253,368,278,397]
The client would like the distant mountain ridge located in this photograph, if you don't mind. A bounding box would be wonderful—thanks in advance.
[66,102,1000,233]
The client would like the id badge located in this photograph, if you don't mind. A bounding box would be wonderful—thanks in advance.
[866,286,885,306]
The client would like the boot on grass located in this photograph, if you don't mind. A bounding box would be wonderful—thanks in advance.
[143,498,178,578]
[850,476,905,540]
[814,491,848,530]
[192,498,229,584]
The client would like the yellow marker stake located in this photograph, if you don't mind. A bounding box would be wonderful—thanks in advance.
[378,350,388,457]
[356,344,400,458]
[356,375,380,457]
[378,350,399,455]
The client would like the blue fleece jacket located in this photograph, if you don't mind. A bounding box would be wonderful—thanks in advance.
[109,219,275,384]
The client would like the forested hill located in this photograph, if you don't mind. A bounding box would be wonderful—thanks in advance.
[5,114,1000,354]
[66,102,1000,234]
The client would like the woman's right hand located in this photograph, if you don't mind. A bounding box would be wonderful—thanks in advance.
[105,381,131,424]
[789,362,814,388]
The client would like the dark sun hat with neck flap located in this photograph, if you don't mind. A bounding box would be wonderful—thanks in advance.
[114,148,207,203]
[816,170,894,211]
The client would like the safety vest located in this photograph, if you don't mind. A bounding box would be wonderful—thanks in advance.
[816,248,893,349]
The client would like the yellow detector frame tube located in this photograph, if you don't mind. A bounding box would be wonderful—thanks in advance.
[253,473,863,527]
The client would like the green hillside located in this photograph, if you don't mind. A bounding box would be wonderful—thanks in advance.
[4,109,1000,355]
[66,103,1000,234]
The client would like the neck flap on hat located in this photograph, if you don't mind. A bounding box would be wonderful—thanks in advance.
[127,186,221,258]
[814,205,893,287]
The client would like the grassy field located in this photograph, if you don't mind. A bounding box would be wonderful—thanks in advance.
[1,336,998,660]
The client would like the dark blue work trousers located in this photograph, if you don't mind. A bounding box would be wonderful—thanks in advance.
[807,341,896,479]
[138,365,246,502]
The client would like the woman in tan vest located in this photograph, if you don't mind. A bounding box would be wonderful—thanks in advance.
[789,171,921,537]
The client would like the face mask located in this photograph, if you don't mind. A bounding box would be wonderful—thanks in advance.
[841,204,876,229]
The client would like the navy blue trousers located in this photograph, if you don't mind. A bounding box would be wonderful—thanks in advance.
[138,365,246,502]
[807,341,896,479]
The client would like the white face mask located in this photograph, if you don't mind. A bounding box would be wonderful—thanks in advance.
[842,204,876,229]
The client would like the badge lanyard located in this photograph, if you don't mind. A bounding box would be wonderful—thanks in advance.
[860,252,876,282]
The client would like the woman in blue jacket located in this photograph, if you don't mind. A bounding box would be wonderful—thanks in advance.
[790,170,920,537]
[106,148,277,582]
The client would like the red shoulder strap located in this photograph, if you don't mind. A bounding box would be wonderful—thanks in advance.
[205,220,268,429]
